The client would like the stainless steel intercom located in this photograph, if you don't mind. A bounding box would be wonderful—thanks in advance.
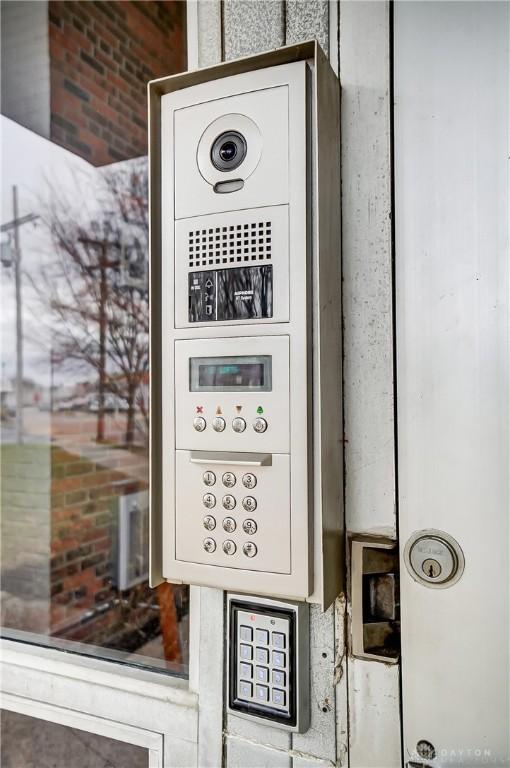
[149,42,342,608]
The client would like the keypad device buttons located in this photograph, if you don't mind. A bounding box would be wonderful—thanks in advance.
[240,662,253,679]
[255,647,269,664]
[272,651,286,668]
[253,417,268,433]
[255,685,269,703]
[272,670,286,687]
[239,680,253,700]
[203,515,216,531]
[222,494,236,510]
[203,471,216,486]
[272,689,286,707]
[255,629,269,645]
[243,542,258,558]
[239,626,253,642]
[272,632,286,649]
[222,472,236,488]
[242,519,257,535]
[212,416,226,432]
[222,517,236,533]
[232,417,246,433]
[255,666,269,683]
[203,537,216,553]
[222,539,236,555]
[242,496,257,512]
[193,416,206,432]
[203,493,216,509]
[240,644,253,660]
[242,473,257,489]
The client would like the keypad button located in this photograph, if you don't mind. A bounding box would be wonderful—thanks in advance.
[193,416,206,432]
[232,417,246,433]
[240,626,253,642]
[255,647,269,664]
[239,680,253,699]
[272,651,286,668]
[255,666,269,683]
[203,537,216,553]
[242,519,257,535]
[255,685,269,703]
[272,689,286,707]
[203,471,216,486]
[222,494,236,510]
[253,417,268,433]
[240,644,253,660]
[240,662,253,679]
[212,416,226,432]
[243,542,258,558]
[203,515,216,531]
[255,629,269,645]
[222,472,236,488]
[272,670,286,687]
[242,473,257,489]
[222,517,236,533]
[222,539,236,555]
[242,496,257,512]
[203,493,216,509]
[272,632,286,649]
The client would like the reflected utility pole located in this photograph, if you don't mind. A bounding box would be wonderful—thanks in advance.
[1,187,38,443]
[12,186,23,444]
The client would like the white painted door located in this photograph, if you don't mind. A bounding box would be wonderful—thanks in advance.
[394,2,509,765]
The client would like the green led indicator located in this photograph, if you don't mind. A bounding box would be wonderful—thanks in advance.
[256,406,264,414]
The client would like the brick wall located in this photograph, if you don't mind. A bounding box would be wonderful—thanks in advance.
[48,1,186,165]
[50,445,149,641]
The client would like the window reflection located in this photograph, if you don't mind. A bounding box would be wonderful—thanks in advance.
[0,0,188,675]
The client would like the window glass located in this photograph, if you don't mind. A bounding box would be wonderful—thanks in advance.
[0,0,188,675]
[1,710,149,768]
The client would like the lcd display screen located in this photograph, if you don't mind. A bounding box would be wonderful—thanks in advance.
[190,355,272,392]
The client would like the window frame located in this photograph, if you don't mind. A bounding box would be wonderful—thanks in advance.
[0,586,203,767]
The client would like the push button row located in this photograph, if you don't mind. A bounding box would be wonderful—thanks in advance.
[203,516,257,534]
[203,471,257,489]
[203,493,257,511]
[203,538,257,557]
[239,645,286,668]
[239,626,286,648]
[193,416,267,433]
[240,663,286,687]
[238,681,286,707]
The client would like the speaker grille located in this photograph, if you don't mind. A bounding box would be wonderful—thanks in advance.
[188,220,272,269]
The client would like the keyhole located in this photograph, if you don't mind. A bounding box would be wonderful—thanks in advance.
[421,558,442,579]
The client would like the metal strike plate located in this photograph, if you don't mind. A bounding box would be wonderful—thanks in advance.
[350,537,400,663]
[404,529,465,588]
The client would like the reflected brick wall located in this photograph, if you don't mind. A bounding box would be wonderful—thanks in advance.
[48,0,186,165]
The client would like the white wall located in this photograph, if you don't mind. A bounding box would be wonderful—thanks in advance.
[395,2,509,764]
[1,1,50,138]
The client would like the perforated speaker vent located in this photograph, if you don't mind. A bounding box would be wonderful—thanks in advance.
[188,220,272,269]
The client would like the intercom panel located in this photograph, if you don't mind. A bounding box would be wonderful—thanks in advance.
[150,42,343,607]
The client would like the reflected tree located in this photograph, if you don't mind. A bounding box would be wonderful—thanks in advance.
[34,161,149,447]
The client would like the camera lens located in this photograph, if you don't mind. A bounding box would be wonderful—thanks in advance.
[211,131,247,172]
[219,141,237,162]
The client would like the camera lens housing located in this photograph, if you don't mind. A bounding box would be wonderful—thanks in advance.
[211,131,247,172]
